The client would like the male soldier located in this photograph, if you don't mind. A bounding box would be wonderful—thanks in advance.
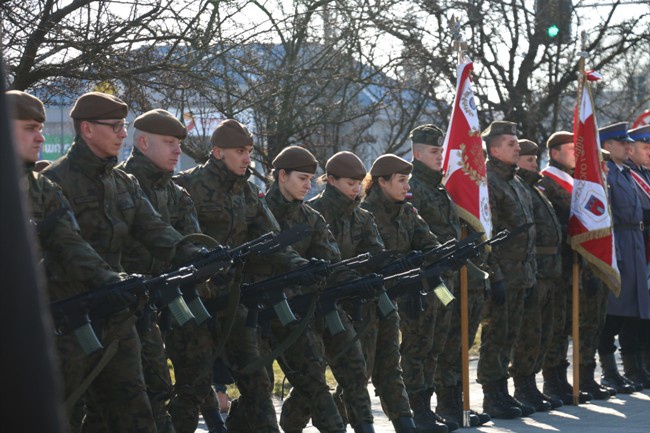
[173,120,317,433]
[266,146,373,433]
[407,124,488,428]
[117,109,227,433]
[477,121,536,419]
[626,125,650,386]
[538,131,597,403]
[510,139,563,410]
[42,92,203,433]
[6,90,130,431]
[598,122,650,391]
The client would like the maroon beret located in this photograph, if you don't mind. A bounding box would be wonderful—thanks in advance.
[326,151,367,180]
[210,119,254,148]
[272,146,318,174]
[134,109,187,139]
[518,139,539,156]
[370,154,412,177]
[546,131,573,149]
[5,90,45,122]
[70,92,128,120]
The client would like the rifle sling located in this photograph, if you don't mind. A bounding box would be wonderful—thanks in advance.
[64,314,138,413]
[237,295,318,376]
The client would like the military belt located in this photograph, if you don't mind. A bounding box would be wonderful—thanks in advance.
[536,246,559,255]
[615,222,645,231]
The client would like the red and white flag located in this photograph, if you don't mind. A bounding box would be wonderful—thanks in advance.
[568,75,621,295]
[442,57,492,238]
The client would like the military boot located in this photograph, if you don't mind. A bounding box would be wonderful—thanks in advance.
[513,375,551,412]
[201,406,227,433]
[600,353,635,394]
[392,416,417,433]
[434,385,480,427]
[638,351,650,389]
[579,364,611,400]
[498,378,535,416]
[409,391,448,433]
[542,367,570,406]
[425,387,458,432]
[481,381,521,420]
[352,422,376,433]
[621,352,649,389]
[556,364,592,404]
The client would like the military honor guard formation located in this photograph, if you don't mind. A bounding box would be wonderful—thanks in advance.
[6,41,650,433]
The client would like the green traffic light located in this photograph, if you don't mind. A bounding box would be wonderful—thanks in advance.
[547,24,560,38]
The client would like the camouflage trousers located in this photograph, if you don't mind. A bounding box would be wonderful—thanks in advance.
[576,266,609,369]
[277,305,371,432]
[434,273,486,388]
[398,277,452,395]
[56,310,156,433]
[355,300,411,420]
[542,273,571,371]
[509,278,554,377]
[167,305,279,433]
[476,278,527,384]
[423,277,455,390]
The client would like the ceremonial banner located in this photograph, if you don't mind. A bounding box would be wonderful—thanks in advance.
[568,75,621,295]
[442,57,492,238]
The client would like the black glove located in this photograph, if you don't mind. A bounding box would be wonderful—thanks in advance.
[106,289,138,309]
[210,266,236,287]
[490,280,506,306]
[297,270,326,286]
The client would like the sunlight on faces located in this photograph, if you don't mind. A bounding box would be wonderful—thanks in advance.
[81,119,127,158]
[136,130,181,172]
[413,144,444,172]
[518,154,538,172]
[328,176,362,200]
[489,134,520,165]
[13,119,45,163]
[279,170,313,201]
[378,173,410,202]
[551,141,576,169]
[213,145,253,176]
[630,141,650,167]
[603,140,631,164]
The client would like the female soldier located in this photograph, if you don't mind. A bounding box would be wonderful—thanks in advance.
[263,146,374,433]
[359,154,449,433]
[309,151,419,433]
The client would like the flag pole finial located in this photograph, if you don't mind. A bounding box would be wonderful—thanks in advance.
[449,15,468,64]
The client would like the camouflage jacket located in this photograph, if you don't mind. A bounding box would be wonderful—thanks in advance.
[408,159,461,243]
[265,182,353,291]
[173,155,307,281]
[360,185,440,259]
[42,139,197,291]
[118,148,200,275]
[517,169,562,279]
[309,184,385,260]
[26,165,121,300]
[485,158,536,287]
[538,159,574,273]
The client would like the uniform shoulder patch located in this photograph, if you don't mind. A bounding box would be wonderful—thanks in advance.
[405,191,413,199]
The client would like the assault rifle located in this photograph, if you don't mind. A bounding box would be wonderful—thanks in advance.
[239,251,382,327]
[178,224,312,324]
[51,225,312,355]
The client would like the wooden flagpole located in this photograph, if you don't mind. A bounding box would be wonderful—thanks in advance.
[449,16,472,427]
[572,31,589,406]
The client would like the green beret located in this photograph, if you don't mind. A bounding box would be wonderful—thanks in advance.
[211,119,254,148]
[370,154,413,177]
[518,139,538,156]
[5,90,45,123]
[481,121,517,139]
[546,131,573,149]
[70,92,128,120]
[410,124,445,147]
[326,151,367,180]
[134,109,187,139]
[272,146,318,174]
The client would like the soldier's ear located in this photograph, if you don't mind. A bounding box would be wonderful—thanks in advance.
[212,147,222,159]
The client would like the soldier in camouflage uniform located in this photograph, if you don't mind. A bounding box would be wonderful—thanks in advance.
[265,146,372,433]
[477,121,536,420]
[360,154,449,433]
[41,92,203,433]
[406,124,490,428]
[510,139,563,411]
[174,120,315,433]
[118,109,227,433]
[538,131,602,402]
